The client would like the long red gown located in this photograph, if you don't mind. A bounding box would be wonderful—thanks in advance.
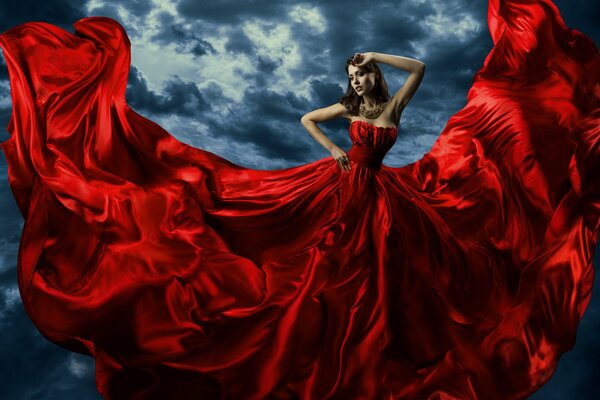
[0,0,599,399]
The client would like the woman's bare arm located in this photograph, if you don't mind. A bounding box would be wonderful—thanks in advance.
[301,103,352,172]
[371,52,426,121]
[300,103,349,153]
[372,52,425,73]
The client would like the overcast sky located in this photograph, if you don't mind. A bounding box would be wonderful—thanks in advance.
[0,0,598,398]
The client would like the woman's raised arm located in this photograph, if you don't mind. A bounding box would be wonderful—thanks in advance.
[355,52,425,121]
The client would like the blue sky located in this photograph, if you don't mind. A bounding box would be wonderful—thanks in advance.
[0,0,598,398]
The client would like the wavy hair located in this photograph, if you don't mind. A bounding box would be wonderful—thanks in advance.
[339,56,391,116]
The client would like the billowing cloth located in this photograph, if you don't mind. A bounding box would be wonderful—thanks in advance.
[0,0,598,398]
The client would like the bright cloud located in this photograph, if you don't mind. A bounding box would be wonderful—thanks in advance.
[289,4,326,34]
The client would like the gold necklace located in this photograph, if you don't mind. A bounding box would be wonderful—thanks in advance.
[359,101,386,119]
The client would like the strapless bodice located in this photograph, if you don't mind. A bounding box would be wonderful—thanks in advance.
[347,120,398,170]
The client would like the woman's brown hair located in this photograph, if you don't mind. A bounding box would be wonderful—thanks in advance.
[339,57,391,116]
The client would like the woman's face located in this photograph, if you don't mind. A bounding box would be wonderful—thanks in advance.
[347,65,375,96]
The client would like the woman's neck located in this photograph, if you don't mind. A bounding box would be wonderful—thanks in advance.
[361,93,378,108]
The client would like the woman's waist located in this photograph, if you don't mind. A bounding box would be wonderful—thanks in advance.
[347,144,389,170]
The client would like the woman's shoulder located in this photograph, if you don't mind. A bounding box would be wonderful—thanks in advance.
[333,102,353,121]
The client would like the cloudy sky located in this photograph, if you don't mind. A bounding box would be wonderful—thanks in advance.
[0,0,598,398]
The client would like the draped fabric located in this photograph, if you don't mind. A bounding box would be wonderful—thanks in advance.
[0,0,598,398]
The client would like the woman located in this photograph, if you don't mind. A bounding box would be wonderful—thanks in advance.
[0,0,598,399]
[301,52,425,173]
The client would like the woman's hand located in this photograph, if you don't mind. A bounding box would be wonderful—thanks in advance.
[331,147,351,172]
[350,52,376,67]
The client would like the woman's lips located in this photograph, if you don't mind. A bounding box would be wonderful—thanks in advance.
[355,86,362,91]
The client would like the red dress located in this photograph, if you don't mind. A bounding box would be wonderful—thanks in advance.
[0,0,598,399]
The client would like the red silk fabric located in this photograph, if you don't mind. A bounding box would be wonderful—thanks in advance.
[347,120,398,170]
[0,0,599,398]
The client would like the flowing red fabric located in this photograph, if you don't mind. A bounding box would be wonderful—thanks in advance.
[0,0,599,399]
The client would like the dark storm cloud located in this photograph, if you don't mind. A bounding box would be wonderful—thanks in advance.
[199,87,316,163]
[315,0,433,60]
[126,66,211,117]
[243,87,306,120]
[177,0,289,25]
[254,57,283,85]
[224,26,255,54]
[0,279,100,400]
[0,0,86,32]
[414,28,493,112]
[205,118,313,163]
[309,79,345,106]
[370,10,428,51]
[144,8,217,58]
[332,0,432,52]
[93,0,153,18]
[0,56,7,80]
[151,23,216,58]
[85,4,121,23]
[0,86,10,139]
[554,0,600,44]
